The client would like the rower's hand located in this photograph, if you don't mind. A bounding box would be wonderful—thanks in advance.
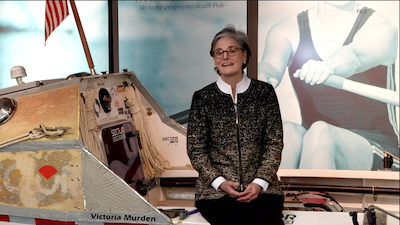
[293,59,334,85]
[219,181,241,198]
[236,183,262,203]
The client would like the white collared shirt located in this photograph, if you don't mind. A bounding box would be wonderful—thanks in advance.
[216,73,251,104]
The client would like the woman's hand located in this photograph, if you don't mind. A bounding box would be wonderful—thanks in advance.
[236,183,262,203]
[219,181,241,198]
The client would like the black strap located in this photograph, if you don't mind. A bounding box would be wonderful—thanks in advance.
[349,211,359,225]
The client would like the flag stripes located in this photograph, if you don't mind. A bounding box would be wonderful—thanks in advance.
[45,0,69,42]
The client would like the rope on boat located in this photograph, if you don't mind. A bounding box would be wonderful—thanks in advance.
[0,124,66,149]
[125,84,170,178]
[79,90,108,165]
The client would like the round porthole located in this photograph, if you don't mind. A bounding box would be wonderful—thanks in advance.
[0,98,17,125]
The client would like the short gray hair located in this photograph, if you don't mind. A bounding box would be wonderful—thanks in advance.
[210,25,252,71]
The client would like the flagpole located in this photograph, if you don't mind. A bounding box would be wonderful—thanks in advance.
[69,0,96,75]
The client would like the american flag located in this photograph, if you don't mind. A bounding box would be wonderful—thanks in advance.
[45,0,69,42]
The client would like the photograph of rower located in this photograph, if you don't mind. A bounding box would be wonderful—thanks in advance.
[258,1,399,171]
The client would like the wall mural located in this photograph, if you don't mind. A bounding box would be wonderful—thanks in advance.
[258,1,399,172]
[118,1,247,117]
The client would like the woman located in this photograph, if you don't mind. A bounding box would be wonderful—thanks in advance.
[187,25,284,225]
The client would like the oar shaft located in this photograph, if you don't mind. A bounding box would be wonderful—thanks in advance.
[69,0,96,75]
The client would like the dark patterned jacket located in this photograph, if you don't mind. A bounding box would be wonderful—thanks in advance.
[187,78,284,201]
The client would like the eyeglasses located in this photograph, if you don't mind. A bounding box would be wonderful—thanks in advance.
[213,46,242,59]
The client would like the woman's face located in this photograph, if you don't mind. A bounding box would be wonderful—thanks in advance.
[213,37,247,78]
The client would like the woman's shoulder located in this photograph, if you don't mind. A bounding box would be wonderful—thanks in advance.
[192,82,219,100]
[195,82,218,94]
[248,79,278,101]
[250,78,275,91]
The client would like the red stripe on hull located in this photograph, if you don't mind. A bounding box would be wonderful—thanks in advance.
[0,215,10,222]
[35,218,75,225]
